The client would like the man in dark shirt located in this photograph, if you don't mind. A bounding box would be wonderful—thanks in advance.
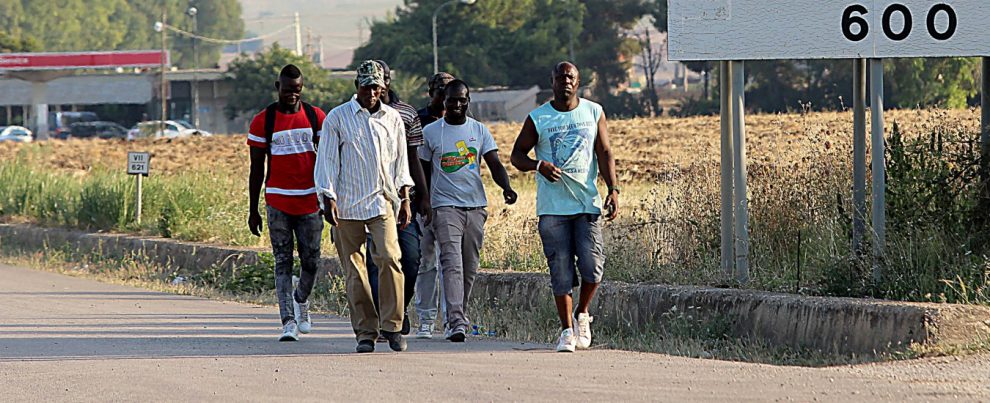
[418,72,455,127]
[366,61,432,336]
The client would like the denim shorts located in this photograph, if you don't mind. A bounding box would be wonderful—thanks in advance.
[538,214,605,296]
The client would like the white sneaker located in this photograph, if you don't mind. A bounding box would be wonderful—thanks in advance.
[556,328,576,352]
[416,322,434,339]
[279,322,299,342]
[575,313,593,349]
[293,298,311,334]
[292,275,311,334]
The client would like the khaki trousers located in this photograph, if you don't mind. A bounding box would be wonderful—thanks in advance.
[335,214,404,342]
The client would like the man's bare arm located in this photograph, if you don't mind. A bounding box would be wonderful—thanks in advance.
[594,114,619,220]
[511,117,561,182]
[248,147,267,236]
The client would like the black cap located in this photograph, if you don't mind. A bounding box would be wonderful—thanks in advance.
[375,60,391,79]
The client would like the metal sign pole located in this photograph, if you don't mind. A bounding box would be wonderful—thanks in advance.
[982,58,990,216]
[869,58,886,282]
[720,61,735,280]
[128,152,150,225]
[852,59,868,257]
[731,60,749,285]
[136,174,143,225]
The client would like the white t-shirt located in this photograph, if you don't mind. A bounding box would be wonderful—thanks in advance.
[419,117,498,209]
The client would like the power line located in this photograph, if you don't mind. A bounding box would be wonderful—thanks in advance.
[163,23,294,45]
[243,10,387,23]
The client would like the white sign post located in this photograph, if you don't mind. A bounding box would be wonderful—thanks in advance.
[669,0,990,285]
[127,152,150,225]
[669,1,990,61]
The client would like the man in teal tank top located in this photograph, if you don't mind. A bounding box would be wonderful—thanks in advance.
[511,62,620,353]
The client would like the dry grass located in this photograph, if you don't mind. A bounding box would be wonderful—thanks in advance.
[1,108,986,301]
[2,109,979,180]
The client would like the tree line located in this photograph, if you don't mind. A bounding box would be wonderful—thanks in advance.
[0,0,243,68]
[0,0,980,115]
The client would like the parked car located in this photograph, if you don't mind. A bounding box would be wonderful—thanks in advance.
[49,111,99,139]
[67,121,129,140]
[127,120,212,141]
[0,126,34,143]
[174,120,212,137]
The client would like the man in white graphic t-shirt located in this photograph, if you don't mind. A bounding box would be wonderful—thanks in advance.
[419,79,517,342]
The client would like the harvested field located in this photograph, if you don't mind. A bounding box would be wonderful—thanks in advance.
[1,108,986,303]
[1,109,979,181]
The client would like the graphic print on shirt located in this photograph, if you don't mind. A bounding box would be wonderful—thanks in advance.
[269,128,316,156]
[440,140,478,173]
[246,107,326,216]
[546,121,595,175]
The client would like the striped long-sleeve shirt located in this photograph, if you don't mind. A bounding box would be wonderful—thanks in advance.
[387,97,424,148]
[314,98,414,221]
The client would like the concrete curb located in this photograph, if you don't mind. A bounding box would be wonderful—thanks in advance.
[2,224,988,355]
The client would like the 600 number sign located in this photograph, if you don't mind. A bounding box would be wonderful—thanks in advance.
[842,3,957,42]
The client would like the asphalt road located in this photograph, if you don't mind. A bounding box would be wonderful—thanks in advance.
[0,263,987,402]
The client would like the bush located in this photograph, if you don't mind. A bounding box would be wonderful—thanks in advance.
[671,96,720,117]
[600,92,651,119]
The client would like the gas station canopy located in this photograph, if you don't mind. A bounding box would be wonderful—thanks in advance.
[0,50,169,140]
[0,50,167,71]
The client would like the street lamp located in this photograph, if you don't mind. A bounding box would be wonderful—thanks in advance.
[155,18,167,137]
[187,5,200,129]
[433,0,477,74]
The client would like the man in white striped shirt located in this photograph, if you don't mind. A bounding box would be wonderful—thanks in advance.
[314,60,415,353]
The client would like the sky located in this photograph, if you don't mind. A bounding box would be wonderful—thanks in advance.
[239,0,404,68]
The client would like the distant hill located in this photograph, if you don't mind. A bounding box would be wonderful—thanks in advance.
[238,0,403,68]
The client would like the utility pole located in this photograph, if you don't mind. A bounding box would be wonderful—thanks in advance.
[317,36,325,67]
[682,65,689,92]
[294,12,303,55]
[188,6,199,129]
[159,7,168,135]
[306,29,313,59]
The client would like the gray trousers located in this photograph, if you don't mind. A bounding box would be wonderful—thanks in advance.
[433,206,487,332]
[267,206,323,325]
[415,215,444,325]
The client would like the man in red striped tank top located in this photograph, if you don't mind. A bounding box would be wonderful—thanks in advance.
[247,65,327,342]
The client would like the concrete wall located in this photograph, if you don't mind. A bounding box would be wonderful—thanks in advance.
[2,224,987,355]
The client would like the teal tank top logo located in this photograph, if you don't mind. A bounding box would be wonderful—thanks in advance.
[531,98,604,216]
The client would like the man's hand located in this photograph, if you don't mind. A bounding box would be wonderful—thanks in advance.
[322,196,339,226]
[604,191,620,221]
[398,199,413,230]
[503,188,518,205]
[417,195,433,225]
[537,160,563,182]
[248,210,263,237]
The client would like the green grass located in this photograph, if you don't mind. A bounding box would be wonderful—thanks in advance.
[0,151,258,247]
[2,124,990,306]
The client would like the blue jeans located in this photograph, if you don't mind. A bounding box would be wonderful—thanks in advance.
[366,214,422,312]
[538,214,605,296]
